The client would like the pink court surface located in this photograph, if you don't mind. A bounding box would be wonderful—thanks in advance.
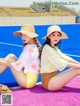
[0,76,80,106]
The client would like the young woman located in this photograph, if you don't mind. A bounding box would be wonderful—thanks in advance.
[40,25,80,91]
[0,24,40,89]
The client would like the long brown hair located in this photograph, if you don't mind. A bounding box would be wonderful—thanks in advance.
[33,38,41,52]
[23,38,41,58]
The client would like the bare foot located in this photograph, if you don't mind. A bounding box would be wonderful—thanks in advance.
[0,54,17,74]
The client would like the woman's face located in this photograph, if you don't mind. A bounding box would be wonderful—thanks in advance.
[20,33,32,43]
[48,31,61,45]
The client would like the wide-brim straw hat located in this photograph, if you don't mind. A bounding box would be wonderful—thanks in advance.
[13,24,38,38]
[42,25,68,39]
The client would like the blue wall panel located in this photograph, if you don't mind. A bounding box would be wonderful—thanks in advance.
[0,24,80,87]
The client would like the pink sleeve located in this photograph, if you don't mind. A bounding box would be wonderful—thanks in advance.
[11,45,29,71]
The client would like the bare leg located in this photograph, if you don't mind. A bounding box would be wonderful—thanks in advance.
[0,58,8,73]
[0,57,27,88]
[0,54,17,73]
[48,68,80,91]
[9,65,27,88]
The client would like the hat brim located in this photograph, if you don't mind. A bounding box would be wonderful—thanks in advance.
[13,30,38,38]
[42,31,68,39]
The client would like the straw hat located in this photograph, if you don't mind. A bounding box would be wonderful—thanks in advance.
[42,25,68,39]
[13,24,38,38]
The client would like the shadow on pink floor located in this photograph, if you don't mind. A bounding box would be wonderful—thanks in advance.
[1,77,80,106]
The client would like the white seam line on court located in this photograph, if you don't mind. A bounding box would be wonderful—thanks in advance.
[0,42,80,57]
[0,42,23,47]
[66,54,80,57]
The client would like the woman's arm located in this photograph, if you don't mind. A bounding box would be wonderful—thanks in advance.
[10,45,29,72]
[58,49,79,64]
[43,45,68,71]
[59,50,80,67]
[44,45,80,71]
[67,61,80,68]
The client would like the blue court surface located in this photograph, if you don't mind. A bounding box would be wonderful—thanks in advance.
[0,24,80,87]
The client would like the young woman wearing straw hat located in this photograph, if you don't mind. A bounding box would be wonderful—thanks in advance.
[40,25,80,91]
[0,24,40,89]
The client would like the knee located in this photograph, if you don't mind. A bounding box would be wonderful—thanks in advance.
[5,54,17,62]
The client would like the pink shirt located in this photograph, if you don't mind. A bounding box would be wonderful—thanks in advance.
[11,44,40,74]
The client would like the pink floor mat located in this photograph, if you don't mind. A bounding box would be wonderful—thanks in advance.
[0,77,80,106]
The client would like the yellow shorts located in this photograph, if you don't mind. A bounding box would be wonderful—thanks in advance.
[26,72,38,88]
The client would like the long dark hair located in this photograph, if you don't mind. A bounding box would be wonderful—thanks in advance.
[40,37,61,59]
[42,31,62,49]
[42,37,61,49]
